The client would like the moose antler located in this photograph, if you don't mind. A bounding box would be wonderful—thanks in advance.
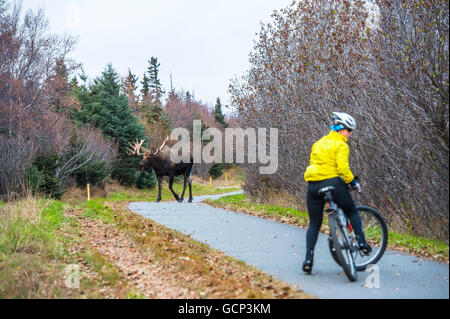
[141,136,170,157]
[158,136,170,152]
[127,139,145,156]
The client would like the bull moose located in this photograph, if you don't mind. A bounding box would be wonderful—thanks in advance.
[127,136,193,203]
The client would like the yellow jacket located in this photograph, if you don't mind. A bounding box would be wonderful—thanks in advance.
[304,131,355,184]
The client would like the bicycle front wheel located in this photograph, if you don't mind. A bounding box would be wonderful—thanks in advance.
[329,214,357,282]
[328,206,388,271]
[353,206,388,270]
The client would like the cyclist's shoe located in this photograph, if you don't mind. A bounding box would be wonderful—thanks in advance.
[359,242,372,255]
[302,250,314,274]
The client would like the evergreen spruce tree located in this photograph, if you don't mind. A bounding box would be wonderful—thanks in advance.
[26,155,64,199]
[139,72,152,120]
[123,69,139,112]
[185,91,192,103]
[143,57,171,131]
[147,57,164,103]
[194,119,224,179]
[214,97,228,128]
[74,64,149,186]
[209,162,223,179]
[136,170,157,189]
[140,73,150,100]
[167,89,179,104]
[210,97,228,176]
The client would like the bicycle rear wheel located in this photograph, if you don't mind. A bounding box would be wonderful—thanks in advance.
[329,206,388,271]
[329,214,357,282]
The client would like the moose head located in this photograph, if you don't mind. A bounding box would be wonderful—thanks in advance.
[127,136,170,170]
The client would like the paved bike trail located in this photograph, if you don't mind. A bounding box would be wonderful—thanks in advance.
[128,191,449,299]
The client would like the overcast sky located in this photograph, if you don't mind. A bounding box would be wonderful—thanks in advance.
[20,0,293,114]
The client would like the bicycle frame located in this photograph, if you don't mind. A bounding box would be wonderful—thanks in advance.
[326,203,355,249]
[324,194,358,281]
[327,201,359,253]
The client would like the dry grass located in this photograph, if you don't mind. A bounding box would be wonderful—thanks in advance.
[61,183,121,205]
[0,196,143,298]
[1,180,314,299]
[191,165,245,188]
[61,178,242,206]
[0,194,43,223]
[0,197,68,298]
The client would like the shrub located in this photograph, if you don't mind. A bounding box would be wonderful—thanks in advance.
[111,157,140,187]
[136,170,157,189]
[27,155,64,199]
[209,163,223,179]
[74,161,110,187]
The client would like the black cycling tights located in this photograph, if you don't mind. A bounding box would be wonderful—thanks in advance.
[306,177,365,252]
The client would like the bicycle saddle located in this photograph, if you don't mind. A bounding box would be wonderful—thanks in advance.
[318,186,335,196]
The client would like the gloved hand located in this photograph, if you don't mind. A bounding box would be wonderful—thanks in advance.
[349,177,361,193]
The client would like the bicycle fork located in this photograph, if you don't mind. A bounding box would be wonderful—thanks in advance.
[337,209,357,251]
[327,203,356,252]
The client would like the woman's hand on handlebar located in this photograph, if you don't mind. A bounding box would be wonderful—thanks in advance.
[349,177,361,193]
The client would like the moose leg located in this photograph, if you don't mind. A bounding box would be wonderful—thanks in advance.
[179,172,190,202]
[168,175,180,202]
[156,175,163,202]
[188,175,193,202]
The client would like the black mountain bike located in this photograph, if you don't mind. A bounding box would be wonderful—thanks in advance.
[318,186,388,282]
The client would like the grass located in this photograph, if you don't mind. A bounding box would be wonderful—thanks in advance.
[204,193,312,227]
[192,164,245,189]
[61,180,241,205]
[387,231,449,260]
[204,193,449,263]
[0,180,313,298]
[0,197,72,298]
[0,196,138,298]
[81,199,116,224]
[0,198,66,262]
[107,183,240,202]
[83,249,120,287]
[76,182,241,224]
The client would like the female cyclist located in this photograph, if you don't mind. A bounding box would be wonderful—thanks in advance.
[302,112,372,273]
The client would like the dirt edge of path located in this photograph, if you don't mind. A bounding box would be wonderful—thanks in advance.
[66,201,315,299]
